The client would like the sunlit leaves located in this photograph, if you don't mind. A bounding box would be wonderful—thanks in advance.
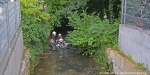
[20,0,50,21]
[20,0,52,73]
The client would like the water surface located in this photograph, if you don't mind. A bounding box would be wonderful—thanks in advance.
[33,48,113,75]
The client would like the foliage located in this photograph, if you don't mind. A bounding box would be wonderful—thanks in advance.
[86,0,121,19]
[44,0,121,27]
[20,0,50,21]
[66,11,120,67]
[19,0,121,74]
[43,0,121,70]
[44,0,89,27]
[43,0,121,68]
[126,55,147,71]
[20,0,52,74]
[21,14,51,49]
[127,54,133,61]
[29,48,42,72]
[108,61,113,72]
[136,63,147,71]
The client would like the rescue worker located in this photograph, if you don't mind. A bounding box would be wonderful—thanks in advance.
[49,31,56,50]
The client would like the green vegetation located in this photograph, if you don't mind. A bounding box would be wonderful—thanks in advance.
[126,54,147,71]
[44,0,121,68]
[136,63,147,71]
[44,0,89,27]
[20,0,148,73]
[85,0,121,19]
[44,0,121,26]
[66,11,120,67]
[20,0,52,74]
[20,0,121,74]
[126,55,147,71]
[127,54,133,61]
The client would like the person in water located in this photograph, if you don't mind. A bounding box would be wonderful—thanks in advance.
[49,31,56,50]
[56,34,64,48]
[57,34,63,41]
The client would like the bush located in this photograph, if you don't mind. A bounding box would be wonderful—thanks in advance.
[66,11,120,67]
[20,0,52,74]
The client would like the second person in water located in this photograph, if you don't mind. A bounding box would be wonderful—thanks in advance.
[56,33,64,48]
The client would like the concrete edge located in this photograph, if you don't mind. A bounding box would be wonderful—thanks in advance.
[19,49,30,75]
[120,24,150,34]
[106,48,150,75]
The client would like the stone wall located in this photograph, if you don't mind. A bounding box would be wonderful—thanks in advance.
[107,48,149,75]
[119,24,150,72]
[19,48,30,75]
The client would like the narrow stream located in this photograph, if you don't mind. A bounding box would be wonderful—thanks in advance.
[33,48,114,75]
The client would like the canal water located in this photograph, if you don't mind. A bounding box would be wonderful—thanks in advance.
[33,48,114,75]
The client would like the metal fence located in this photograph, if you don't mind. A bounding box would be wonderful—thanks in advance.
[121,0,150,30]
[0,1,21,62]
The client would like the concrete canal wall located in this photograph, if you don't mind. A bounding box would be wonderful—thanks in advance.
[118,24,150,72]
[107,49,150,75]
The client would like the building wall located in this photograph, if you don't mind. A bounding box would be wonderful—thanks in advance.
[0,29,24,75]
[0,1,21,63]
[119,24,150,72]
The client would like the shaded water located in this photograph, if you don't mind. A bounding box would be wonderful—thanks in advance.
[33,48,114,75]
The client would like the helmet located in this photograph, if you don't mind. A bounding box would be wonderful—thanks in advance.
[58,34,61,36]
[52,31,56,34]
[59,38,63,42]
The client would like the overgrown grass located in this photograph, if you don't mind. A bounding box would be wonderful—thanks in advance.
[127,54,133,61]
[126,54,147,71]
[136,63,147,71]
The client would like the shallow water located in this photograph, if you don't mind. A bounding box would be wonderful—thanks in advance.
[33,48,114,75]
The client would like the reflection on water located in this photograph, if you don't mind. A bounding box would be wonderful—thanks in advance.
[33,49,114,75]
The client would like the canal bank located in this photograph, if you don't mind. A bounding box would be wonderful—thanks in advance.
[107,48,149,75]
[19,47,30,75]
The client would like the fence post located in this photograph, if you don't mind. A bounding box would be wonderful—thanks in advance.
[121,0,124,24]
[123,0,127,25]
[6,3,11,51]
[0,41,1,54]
[14,2,16,31]
[14,1,18,34]
[19,0,21,25]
